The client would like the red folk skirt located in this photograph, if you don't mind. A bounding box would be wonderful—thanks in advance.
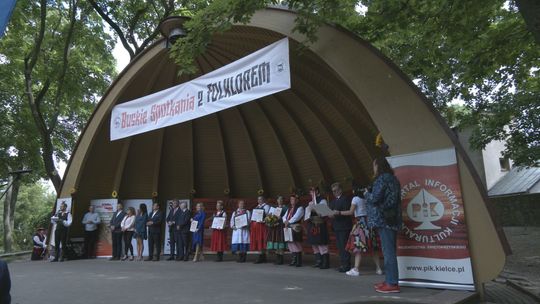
[250,222,267,251]
[210,228,228,252]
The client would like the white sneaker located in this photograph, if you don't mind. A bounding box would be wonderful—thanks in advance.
[346,268,360,276]
[376,269,383,275]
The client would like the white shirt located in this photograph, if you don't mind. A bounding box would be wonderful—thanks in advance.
[352,196,367,217]
[121,215,135,231]
[51,212,72,227]
[33,235,47,248]
[284,206,304,224]
[82,212,101,231]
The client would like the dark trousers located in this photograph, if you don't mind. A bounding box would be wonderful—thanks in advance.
[54,228,67,260]
[175,230,189,258]
[148,232,162,259]
[84,230,98,258]
[334,229,352,268]
[112,231,123,258]
[123,231,134,256]
[168,227,176,257]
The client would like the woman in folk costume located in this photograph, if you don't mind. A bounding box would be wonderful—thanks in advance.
[306,187,331,269]
[283,194,305,267]
[230,200,251,263]
[250,196,271,264]
[210,200,228,262]
[265,196,288,265]
[191,202,206,262]
[341,186,382,276]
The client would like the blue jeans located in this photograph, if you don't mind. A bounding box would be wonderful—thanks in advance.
[378,227,399,285]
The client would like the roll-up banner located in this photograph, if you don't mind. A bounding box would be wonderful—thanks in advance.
[110,38,291,141]
[90,199,118,257]
[387,148,475,291]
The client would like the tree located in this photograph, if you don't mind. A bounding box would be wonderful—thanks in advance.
[0,0,117,194]
[0,181,55,252]
[88,0,179,59]
[0,0,116,250]
[348,0,539,166]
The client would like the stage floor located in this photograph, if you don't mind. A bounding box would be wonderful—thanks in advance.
[8,255,477,304]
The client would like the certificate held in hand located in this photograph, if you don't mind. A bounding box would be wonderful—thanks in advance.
[251,209,264,222]
[211,217,226,229]
[234,214,248,228]
[313,203,334,217]
[283,227,293,242]
[190,220,199,232]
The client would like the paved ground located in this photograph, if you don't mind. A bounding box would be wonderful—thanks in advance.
[8,256,476,304]
[6,226,540,304]
[483,227,540,304]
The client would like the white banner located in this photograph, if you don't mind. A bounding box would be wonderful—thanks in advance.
[110,38,291,141]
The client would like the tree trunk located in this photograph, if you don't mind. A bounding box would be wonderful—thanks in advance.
[516,0,540,44]
[3,175,21,253]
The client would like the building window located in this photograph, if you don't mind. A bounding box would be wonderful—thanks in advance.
[499,157,510,172]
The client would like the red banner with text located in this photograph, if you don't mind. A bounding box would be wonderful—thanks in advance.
[388,148,475,291]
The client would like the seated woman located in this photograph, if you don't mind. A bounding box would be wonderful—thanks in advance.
[283,194,304,267]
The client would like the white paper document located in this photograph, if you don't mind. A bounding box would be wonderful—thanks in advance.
[273,207,283,217]
[283,227,293,242]
[190,220,199,232]
[211,217,226,229]
[313,203,334,217]
[251,209,264,222]
[234,214,249,228]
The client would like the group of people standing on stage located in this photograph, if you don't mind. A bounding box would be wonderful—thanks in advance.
[75,156,401,294]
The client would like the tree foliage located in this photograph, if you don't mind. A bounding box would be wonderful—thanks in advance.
[0,182,55,252]
[0,0,117,192]
[350,0,539,166]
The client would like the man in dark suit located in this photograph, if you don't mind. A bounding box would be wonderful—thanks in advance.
[166,200,180,260]
[328,182,353,272]
[174,201,191,261]
[146,202,163,261]
[0,259,11,304]
[109,203,126,261]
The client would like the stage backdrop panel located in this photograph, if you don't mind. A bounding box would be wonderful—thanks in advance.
[90,199,118,257]
[388,148,475,291]
[123,199,153,256]
[164,199,190,255]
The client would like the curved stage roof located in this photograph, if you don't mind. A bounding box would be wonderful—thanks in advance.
[59,8,508,290]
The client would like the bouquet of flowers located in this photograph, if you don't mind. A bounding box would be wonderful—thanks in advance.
[264,214,280,227]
